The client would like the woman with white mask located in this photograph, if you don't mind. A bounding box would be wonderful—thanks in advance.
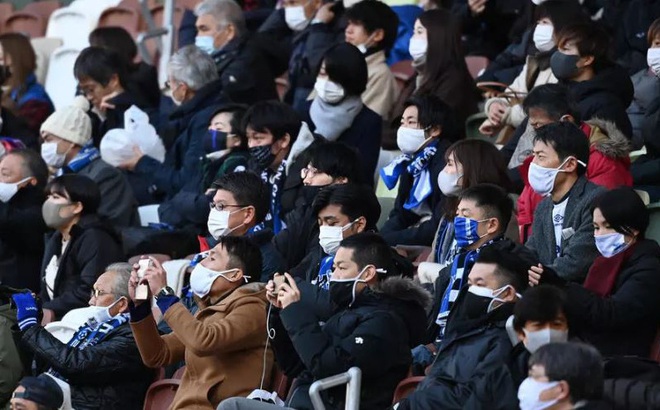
[529,188,660,358]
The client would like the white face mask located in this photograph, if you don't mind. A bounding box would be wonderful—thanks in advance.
[86,297,126,328]
[285,5,309,31]
[355,33,375,54]
[647,48,660,77]
[0,177,31,203]
[437,170,462,196]
[195,35,216,55]
[527,157,581,197]
[207,207,246,240]
[523,328,568,353]
[41,141,68,168]
[533,24,555,52]
[518,377,560,410]
[396,126,427,155]
[595,232,629,258]
[314,78,345,104]
[189,264,248,297]
[467,284,512,313]
[408,37,427,61]
[319,220,356,255]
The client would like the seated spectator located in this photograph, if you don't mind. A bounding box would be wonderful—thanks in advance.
[74,47,151,146]
[343,0,400,119]
[305,43,381,184]
[396,245,528,409]
[0,149,48,292]
[514,285,570,354]
[518,343,606,409]
[380,95,457,246]
[530,188,660,357]
[120,46,226,205]
[193,0,278,104]
[0,106,38,149]
[40,105,138,226]
[525,122,603,282]
[0,33,54,134]
[89,27,161,109]
[242,101,316,234]
[614,0,660,75]
[40,175,124,320]
[218,232,429,410]
[12,263,152,409]
[128,236,273,408]
[515,84,632,241]
[0,285,24,406]
[10,375,63,410]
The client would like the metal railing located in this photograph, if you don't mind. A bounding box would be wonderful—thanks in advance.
[136,0,174,86]
[309,367,362,410]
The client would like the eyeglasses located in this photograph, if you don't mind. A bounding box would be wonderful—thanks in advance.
[90,288,112,298]
[300,167,320,180]
[209,203,248,212]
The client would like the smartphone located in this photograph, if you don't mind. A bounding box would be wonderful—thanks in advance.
[272,275,289,291]
[135,259,152,301]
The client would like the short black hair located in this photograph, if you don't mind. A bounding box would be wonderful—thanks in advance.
[476,245,529,293]
[89,26,138,62]
[312,183,381,231]
[459,183,514,233]
[535,0,587,38]
[344,0,399,52]
[523,84,581,123]
[530,343,604,403]
[46,174,101,216]
[556,21,612,71]
[307,142,362,184]
[8,149,49,189]
[211,172,270,224]
[321,43,368,97]
[210,103,249,150]
[339,232,394,279]
[403,94,458,141]
[591,187,649,239]
[216,235,262,283]
[533,122,590,176]
[513,285,569,332]
[74,46,128,87]
[242,101,302,144]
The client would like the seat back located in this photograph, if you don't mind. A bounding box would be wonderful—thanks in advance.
[46,8,93,48]
[392,376,425,404]
[98,6,140,37]
[32,37,63,85]
[44,46,81,110]
[143,379,180,410]
[4,12,45,38]
[23,1,61,24]
[465,56,490,79]
[69,0,122,24]
[172,366,186,379]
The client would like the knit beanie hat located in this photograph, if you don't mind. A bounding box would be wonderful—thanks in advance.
[40,98,92,146]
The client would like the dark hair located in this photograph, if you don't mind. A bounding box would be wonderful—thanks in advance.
[211,172,270,224]
[556,21,612,71]
[211,104,248,150]
[522,83,581,123]
[307,142,362,183]
[46,174,101,216]
[530,343,604,402]
[535,0,587,37]
[344,0,399,52]
[513,285,569,332]
[403,94,458,141]
[8,149,49,189]
[648,17,660,45]
[591,188,649,238]
[475,245,529,293]
[443,140,511,219]
[339,232,394,278]
[533,122,590,176]
[242,101,302,143]
[216,235,262,283]
[0,33,36,96]
[320,43,368,97]
[89,26,138,62]
[415,10,471,97]
[459,183,514,234]
[74,46,128,88]
[312,183,381,231]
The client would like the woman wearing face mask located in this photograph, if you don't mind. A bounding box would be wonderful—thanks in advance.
[479,0,586,136]
[379,95,457,247]
[40,174,124,322]
[529,188,660,357]
[305,42,381,184]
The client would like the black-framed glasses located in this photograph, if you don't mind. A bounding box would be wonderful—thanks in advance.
[209,203,248,212]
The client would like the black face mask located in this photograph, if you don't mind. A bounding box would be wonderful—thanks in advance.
[204,129,228,154]
[329,279,356,309]
[249,144,275,170]
[550,51,580,80]
[299,184,327,204]
[459,290,493,320]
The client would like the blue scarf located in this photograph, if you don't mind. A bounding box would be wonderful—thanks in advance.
[60,144,100,174]
[380,141,438,210]
[257,160,287,234]
[11,73,53,108]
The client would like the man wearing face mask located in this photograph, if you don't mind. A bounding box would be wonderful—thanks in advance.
[525,122,604,283]
[0,149,48,292]
[11,263,153,409]
[218,232,429,410]
[193,0,278,104]
[128,237,272,409]
[394,246,529,410]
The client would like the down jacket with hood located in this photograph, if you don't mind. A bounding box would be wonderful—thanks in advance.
[517,119,632,242]
[270,277,430,410]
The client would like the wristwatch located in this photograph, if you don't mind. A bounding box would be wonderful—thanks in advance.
[155,286,176,301]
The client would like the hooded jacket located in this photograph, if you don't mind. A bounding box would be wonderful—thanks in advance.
[274,277,430,410]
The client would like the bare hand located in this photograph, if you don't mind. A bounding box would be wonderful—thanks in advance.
[99,90,120,114]
[277,273,301,309]
[528,263,543,287]
[468,0,487,14]
[478,119,500,136]
[266,274,283,309]
[118,146,144,171]
[487,101,507,124]
[142,257,168,295]
[315,3,335,23]
[41,308,55,326]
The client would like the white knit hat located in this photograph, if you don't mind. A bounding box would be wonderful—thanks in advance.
[40,98,92,146]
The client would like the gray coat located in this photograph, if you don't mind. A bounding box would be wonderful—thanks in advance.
[627,69,660,150]
[77,158,138,227]
[526,177,605,282]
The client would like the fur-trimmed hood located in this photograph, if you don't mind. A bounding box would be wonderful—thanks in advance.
[585,118,632,159]
[372,276,433,311]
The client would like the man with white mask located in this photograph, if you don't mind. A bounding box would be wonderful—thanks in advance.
[10,263,153,409]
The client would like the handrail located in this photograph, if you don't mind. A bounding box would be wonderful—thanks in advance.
[136,0,173,85]
[309,367,362,410]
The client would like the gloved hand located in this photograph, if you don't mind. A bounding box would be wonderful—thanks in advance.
[156,295,180,316]
[11,292,39,331]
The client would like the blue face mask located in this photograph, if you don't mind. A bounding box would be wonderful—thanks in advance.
[454,216,488,248]
[195,35,217,55]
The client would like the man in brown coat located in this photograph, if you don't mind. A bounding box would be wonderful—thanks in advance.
[128,236,273,409]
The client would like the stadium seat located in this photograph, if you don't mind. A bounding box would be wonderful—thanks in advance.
[175,0,200,10]
[69,0,122,24]
[32,37,63,85]
[44,46,82,110]
[46,8,94,48]
[143,379,180,410]
[98,6,141,37]
[154,367,166,381]
[465,56,489,79]
[3,12,45,38]
[23,1,61,24]
[392,376,425,404]
[0,3,15,33]
[173,366,186,380]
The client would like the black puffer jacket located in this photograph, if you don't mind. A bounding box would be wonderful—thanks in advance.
[20,322,152,410]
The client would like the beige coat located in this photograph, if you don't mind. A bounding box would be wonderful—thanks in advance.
[362,50,399,120]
